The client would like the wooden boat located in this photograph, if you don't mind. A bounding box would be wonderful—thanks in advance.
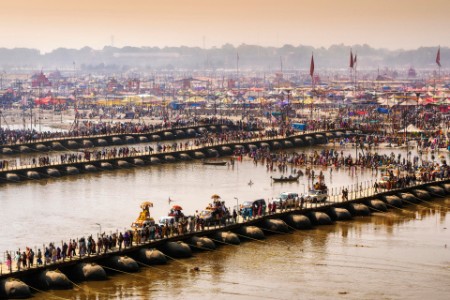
[202,161,227,166]
[271,174,300,183]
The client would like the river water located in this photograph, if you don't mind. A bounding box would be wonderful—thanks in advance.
[1,145,449,299]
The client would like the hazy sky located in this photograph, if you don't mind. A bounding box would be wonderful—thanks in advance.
[1,0,448,52]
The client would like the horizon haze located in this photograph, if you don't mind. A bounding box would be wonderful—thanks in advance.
[1,0,449,53]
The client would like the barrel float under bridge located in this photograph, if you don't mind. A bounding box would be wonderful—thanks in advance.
[398,192,420,204]
[70,262,107,281]
[101,256,139,273]
[383,195,403,208]
[81,140,94,148]
[327,207,352,221]
[283,214,312,229]
[136,249,167,265]
[36,270,73,290]
[365,199,387,212]
[306,211,333,225]
[425,185,446,197]
[412,189,431,200]
[189,236,216,251]
[26,171,40,179]
[158,241,192,259]
[96,139,109,147]
[261,218,291,233]
[19,145,32,153]
[211,231,240,245]
[0,278,31,299]
[236,226,265,240]
[50,142,65,150]
[1,147,13,154]
[35,144,49,152]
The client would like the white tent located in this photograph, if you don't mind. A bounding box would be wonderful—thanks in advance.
[398,124,423,133]
[399,99,418,106]
[377,97,395,106]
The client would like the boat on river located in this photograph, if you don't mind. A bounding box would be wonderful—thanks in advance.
[202,160,227,166]
[271,174,300,183]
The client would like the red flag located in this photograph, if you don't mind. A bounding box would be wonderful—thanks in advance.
[436,47,441,67]
[350,50,354,68]
[310,54,314,77]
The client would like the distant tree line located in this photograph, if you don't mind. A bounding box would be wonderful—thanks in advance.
[0,44,447,72]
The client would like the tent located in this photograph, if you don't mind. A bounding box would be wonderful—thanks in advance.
[399,99,418,106]
[34,97,66,105]
[185,96,206,103]
[376,107,390,114]
[398,124,423,133]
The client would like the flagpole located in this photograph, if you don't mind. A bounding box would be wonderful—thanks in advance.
[349,49,354,92]
[438,46,441,80]
[310,52,314,119]
[310,52,314,91]
[280,56,283,74]
[354,52,357,92]
[439,65,441,82]
[236,52,239,88]
[237,52,242,119]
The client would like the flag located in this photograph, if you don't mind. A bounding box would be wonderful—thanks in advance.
[353,53,357,66]
[310,54,314,77]
[350,50,354,68]
[436,47,441,67]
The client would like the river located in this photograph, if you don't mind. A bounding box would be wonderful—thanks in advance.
[1,145,449,299]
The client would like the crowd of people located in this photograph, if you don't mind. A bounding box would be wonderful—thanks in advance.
[0,117,262,145]
[3,157,449,274]
[0,123,315,171]
[2,105,450,273]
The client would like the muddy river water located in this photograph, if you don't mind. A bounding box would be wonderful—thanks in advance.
[0,145,449,299]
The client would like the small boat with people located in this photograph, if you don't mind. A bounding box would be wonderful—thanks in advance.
[202,160,228,166]
[271,174,300,183]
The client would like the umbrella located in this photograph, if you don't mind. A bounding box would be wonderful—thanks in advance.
[172,205,183,211]
[211,194,221,199]
[140,201,153,209]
